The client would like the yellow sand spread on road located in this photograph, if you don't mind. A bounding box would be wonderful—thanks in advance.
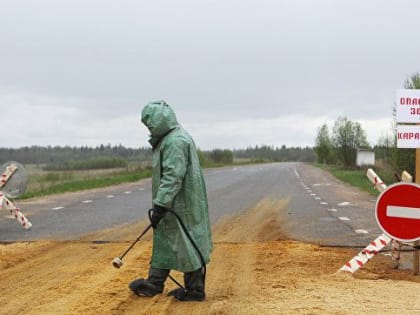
[1,199,419,314]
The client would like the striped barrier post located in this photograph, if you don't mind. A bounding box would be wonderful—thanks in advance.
[339,169,395,273]
[0,162,32,230]
[390,239,402,267]
[0,192,32,229]
[339,234,392,273]
[0,164,17,188]
[367,169,403,264]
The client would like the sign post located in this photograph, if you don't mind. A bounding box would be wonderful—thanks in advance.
[415,149,420,275]
[396,89,420,275]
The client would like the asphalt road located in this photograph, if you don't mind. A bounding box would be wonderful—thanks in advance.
[0,163,382,245]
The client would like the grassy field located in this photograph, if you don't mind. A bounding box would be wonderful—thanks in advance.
[314,163,399,196]
[20,163,151,199]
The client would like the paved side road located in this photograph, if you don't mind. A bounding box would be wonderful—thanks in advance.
[0,163,381,245]
[286,163,382,246]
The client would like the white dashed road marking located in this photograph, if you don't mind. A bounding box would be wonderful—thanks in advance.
[355,229,369,234]
[52,206,64,210]
[82,200,93,203]
[320,202,328,205]
[315,197,321,200]
[328,208,337,212]
[106,195,114,198]
[139,188,145,191]
[124,191,132,194]
[338,202,350,206]
[339,216,350,221]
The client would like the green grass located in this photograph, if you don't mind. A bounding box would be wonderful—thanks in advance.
[330,168,378,196]
[314,163,399,196]
[19,170,151,200]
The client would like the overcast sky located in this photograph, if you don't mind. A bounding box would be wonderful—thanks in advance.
[1,0,419,149]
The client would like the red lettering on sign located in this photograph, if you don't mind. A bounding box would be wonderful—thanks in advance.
[399,132,420,140]
[400,97,420,106]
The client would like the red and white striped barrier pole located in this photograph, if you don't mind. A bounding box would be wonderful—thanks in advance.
[339,169,397,273]
[339,234,392,273]
[391,239,402,265]
[0,192,32,229]
[367,168,402,264]
[366,169,387,193]
[0,164,17,188]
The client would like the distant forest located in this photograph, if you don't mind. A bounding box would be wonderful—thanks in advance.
[233,145,315,162]
[0,145,153,165]
[0,144,315,166]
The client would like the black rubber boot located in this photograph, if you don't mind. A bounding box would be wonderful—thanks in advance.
[129,268,169,297]
[168,268,205,301]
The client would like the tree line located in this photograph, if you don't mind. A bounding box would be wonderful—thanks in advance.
[0,144,316,168]
[0,145,153,166]
[314,72,419,176]
[314,116,369,167]
[233,145,315,162]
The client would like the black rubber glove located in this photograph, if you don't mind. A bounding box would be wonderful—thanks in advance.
[149,205,167,228]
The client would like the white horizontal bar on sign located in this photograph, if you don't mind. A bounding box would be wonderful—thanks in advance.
[387,206,420,219]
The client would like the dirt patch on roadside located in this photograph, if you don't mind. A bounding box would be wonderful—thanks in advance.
[212,198,288,243]
[0,198,419,315]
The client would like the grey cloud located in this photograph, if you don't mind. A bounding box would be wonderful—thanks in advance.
[0,0,419,148]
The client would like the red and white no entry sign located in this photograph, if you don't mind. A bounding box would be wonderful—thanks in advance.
[375,183,420,242]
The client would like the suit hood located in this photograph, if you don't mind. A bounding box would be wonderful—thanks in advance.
[141,101,179,147]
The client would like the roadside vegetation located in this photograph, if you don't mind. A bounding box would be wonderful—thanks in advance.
[313,116,399,196]
[21,163,151,199]
[44,157,128,171]
[314,164,396,196]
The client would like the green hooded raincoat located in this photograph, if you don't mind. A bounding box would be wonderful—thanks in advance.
[141,101,213,272]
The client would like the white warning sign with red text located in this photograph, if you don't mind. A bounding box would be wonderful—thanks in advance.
[397,125,420,148]
[396,89,420,123]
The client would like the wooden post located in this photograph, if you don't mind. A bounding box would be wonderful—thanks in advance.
[415,240,419,275]
[414,149,420,275]
[416,148,420,184]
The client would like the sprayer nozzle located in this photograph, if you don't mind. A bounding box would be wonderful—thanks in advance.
[112,257,123,269]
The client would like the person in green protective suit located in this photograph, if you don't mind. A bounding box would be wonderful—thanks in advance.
[129,100,213,301]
